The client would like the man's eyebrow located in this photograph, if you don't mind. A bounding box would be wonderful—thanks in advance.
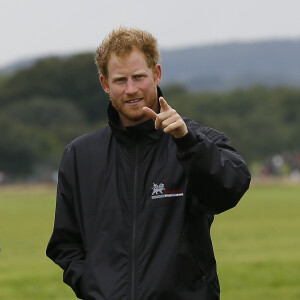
[133,71,147,75]
[112,75,126,81]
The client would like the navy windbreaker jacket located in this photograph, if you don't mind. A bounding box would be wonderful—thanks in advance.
[46,88,251,300]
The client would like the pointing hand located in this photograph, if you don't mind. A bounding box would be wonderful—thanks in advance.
[142,97,188,139]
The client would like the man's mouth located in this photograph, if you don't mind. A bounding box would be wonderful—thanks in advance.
[125,98,143,103]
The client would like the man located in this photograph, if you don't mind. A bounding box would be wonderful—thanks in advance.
[47,27,251,300]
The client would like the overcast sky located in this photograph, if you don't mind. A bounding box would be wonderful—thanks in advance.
[1,0,300,68]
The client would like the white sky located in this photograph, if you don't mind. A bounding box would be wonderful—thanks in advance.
[1,0,300,68]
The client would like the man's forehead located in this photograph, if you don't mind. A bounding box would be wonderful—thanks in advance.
[106,49,150,75]
[108,52,130,64]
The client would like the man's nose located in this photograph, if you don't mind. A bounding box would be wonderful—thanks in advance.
[125,79,138,95]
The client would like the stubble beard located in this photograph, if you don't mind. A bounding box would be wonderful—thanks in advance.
[110,85,158,124]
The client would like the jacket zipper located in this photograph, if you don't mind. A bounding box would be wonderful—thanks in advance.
[131,144,139,300]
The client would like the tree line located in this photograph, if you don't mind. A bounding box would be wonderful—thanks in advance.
[0,54,299,179]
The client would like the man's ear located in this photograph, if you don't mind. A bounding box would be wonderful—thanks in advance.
[100,75,110,94]
[153,64,162,85]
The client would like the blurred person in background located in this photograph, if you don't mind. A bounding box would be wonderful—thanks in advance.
[47,27,251,300]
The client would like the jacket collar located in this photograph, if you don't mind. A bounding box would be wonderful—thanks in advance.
[108,86,164,145]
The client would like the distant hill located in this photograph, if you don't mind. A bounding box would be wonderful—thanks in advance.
[0,57,38,74]
[0,54,71,75]
[160,39,300,90]
[1,39,300,91]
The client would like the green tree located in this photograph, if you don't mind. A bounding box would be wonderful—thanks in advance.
[0,54,109,122]
[0,97,94,176]
[0,115,53,175]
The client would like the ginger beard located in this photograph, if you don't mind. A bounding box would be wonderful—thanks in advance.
[109,81,158,125]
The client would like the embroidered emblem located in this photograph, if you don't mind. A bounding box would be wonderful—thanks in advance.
[152,183,165,195]
[151,183,184,199]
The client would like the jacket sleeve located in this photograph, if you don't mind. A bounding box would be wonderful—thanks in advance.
[46,144,85,299]
[173,121,251,214]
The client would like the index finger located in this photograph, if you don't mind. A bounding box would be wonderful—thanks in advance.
[159,97,171,112]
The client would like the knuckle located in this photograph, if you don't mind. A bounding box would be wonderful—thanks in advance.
[156,114,163,122]
[164,125,172,133]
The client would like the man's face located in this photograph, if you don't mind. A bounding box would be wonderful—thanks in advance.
[100,48,162,127]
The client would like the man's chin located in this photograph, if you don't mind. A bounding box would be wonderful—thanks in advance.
[119,111,148,126]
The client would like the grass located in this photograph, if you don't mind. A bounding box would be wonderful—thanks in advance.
[0,182,299,299]
[212,183,300,300]
[0,185,74,300]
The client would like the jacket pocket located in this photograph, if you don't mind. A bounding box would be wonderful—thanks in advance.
[182,232,207,281]
[79,260,88,299]
[63,260,86,299]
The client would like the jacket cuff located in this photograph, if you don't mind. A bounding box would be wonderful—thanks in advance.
[173,129,198,150]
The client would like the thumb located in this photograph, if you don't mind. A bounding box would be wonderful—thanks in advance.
[142,106,157,121]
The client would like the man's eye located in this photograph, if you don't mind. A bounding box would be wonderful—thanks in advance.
[134,75,144,79]
[116,78,126,82]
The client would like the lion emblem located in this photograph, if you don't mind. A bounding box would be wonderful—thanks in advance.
[152,183,165,195]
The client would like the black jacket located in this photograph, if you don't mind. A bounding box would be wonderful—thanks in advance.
[46,88,251,300]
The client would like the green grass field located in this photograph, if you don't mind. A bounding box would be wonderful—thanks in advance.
[0,183,300,299]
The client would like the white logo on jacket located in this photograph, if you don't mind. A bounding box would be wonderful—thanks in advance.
[151,183,184,199]
[152,183,165,195]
